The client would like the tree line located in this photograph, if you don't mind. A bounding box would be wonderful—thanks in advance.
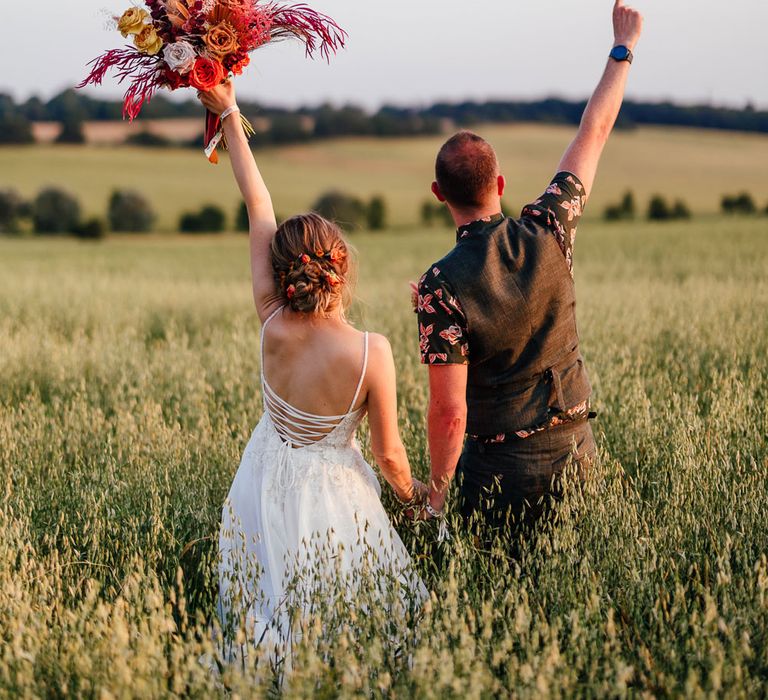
[0,187,389,238]
[3,183,765,240]
[2,90,767,146]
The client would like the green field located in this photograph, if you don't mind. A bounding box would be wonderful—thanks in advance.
[3,124,768,229]
[2,213,768,695]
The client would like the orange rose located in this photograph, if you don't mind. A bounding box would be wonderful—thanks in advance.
[188,57,225,91]
[204,21,239,60]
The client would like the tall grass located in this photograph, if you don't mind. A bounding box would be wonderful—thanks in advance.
[1,218,767,696]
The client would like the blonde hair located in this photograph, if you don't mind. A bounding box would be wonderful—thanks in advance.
[271,213,355,315]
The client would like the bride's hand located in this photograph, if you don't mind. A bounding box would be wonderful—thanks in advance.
[197,80,236,116]
[402,479,429,519]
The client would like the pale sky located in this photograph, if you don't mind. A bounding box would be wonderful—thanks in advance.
[5,0,768,110]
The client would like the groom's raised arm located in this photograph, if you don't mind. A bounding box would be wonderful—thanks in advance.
[558,0,643,199]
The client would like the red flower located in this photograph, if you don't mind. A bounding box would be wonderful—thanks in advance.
[300,254,310,264]
[161,68,187,90]
[286,284,296,299]
[326,272,340,287]
[230,55,250,76]
[189,56,225,91]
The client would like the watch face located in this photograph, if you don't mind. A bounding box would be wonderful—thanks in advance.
[611,46,630,60]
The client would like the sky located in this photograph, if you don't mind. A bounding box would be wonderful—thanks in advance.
[4,0,768,110]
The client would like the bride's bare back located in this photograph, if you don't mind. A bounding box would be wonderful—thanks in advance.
[261,310,369,418]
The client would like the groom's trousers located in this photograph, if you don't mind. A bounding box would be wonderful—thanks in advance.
[456,418,596,537]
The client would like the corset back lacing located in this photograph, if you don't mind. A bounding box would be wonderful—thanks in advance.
[260,307,369,490]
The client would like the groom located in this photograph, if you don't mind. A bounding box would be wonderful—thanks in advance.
[417,1,643,535]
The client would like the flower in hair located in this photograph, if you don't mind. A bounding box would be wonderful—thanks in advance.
[326,271,340,287]
[300,254,311,265]
[315,248,325,258]
[329,249,342,263]
[286,284,296,299]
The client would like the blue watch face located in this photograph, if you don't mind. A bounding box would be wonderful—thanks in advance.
[611,46,630,60]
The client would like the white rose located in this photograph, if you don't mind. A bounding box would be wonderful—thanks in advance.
[163,41,197,75]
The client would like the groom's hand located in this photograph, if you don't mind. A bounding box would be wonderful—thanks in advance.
[403,479,430,519]
[613,0,643,50]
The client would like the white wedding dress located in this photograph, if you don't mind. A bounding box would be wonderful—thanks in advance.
[218,308,426,659]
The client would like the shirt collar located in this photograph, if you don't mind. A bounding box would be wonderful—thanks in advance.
[455,213,505,242]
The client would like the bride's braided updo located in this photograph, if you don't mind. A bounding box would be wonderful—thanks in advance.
[271,213,354,315]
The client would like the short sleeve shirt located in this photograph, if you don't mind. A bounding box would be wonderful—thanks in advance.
[417,171,586,366]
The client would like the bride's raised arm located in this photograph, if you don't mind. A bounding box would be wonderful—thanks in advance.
[199,83,278,323]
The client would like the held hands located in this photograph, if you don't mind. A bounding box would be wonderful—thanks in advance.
[613,0,643,51]
[400,478,447,522]
[197,80,237,116]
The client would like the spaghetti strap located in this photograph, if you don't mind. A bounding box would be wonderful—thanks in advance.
[260,306,283,370]
[347,332,369,413]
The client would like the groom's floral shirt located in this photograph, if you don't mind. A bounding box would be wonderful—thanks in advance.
[417,171,590,439]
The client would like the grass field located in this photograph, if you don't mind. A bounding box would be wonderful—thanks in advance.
[2,214,768,696]
[3,124,768,230]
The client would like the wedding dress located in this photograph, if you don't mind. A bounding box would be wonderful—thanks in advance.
[218,308,426,658]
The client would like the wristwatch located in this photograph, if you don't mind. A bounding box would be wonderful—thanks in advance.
[609,45,634,64]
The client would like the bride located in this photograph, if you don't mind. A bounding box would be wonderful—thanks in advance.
[198,83,428,659]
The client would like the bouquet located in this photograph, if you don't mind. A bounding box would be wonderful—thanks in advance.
[79,0,346,162]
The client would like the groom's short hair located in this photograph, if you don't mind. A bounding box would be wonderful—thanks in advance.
[435,131,499,208]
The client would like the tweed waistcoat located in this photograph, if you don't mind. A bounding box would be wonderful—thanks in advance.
[436,216,592,434]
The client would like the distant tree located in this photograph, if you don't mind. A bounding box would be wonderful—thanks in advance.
[269,115,310,144]
[313,104,372,138]
[0,189,27,233]
[20,96,48,121]
[366,196,387,231]
[55,117,86,144]
[420,201,454,227]
[0,114,34,144]
[236,201,249,232]
[197,205,226,232]
[620,191,636,219]
[722,192,757,215]
[603,205,625,222]
[420,200,435,227]
[604,190,636,221]
[312,191,366,231]
[179,204,226,233]
[125,130,172,147]
[433,203,455,227]
[32,188,81,234]
[45,89,87,123]
[108,190,156,232]
[72,218,106,240]
[647,195,672,221]
[671,200,692,220]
